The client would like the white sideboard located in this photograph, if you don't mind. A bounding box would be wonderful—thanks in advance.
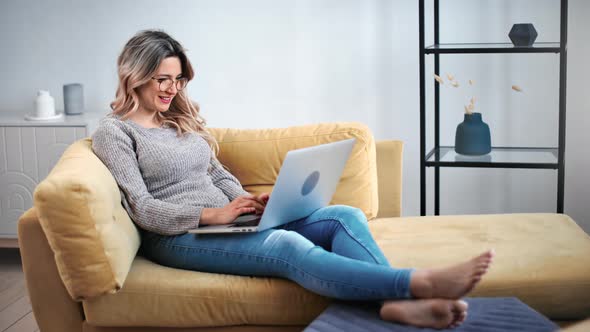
[0,110,105,247]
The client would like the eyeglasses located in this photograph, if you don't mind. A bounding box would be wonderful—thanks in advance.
[151,77,188,92]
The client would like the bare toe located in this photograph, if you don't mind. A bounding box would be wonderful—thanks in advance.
[380,299,461,329]
[451,302,468,326]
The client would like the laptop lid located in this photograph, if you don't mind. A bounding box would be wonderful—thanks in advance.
[256,138,356,231]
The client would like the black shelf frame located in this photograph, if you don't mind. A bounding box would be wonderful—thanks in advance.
[419,0,568,216]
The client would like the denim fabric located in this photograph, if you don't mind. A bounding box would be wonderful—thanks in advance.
[140,205,413,300]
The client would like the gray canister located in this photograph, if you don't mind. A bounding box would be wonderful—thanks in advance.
[63,83,84,115]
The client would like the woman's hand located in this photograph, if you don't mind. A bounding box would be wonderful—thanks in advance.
[251,193,270,211]
[200,193,270,225]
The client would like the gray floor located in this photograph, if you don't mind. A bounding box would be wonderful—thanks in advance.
[0,249,38,332]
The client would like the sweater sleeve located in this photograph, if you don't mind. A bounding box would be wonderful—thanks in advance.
[91,120,202,235]
[209,157,250,201]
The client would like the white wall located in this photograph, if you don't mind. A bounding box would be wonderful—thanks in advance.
[0,0,588,232]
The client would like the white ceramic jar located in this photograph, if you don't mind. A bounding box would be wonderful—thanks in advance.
[35,90,56,118]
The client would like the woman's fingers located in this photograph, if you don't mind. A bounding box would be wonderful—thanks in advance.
[238,207,256,215]
[236,193,269,204]
[233,194,270,215]
[250,200,266,213]
[234,199,265,214]
[258,193,270,203]
[249,193,270,206]
[247,194,269,207]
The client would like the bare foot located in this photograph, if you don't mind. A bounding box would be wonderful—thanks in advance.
[410,250,495,299]
[380,299,468,329]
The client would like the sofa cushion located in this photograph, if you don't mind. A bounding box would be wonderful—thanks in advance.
[34,138,141,301]
[371,213,590,320]
[209,122,379,220]
[82,256,330,327]
[82,213,590,326]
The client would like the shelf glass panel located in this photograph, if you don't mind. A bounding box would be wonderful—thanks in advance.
[425,42,561,54]
[426,147,558,167]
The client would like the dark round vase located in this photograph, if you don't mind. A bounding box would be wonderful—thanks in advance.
[454,112,491,156]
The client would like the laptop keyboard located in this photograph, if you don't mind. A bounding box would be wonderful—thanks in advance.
[229,213,262,227]
[229,219,261,227]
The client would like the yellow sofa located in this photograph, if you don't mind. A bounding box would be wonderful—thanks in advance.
[18,122,590,332]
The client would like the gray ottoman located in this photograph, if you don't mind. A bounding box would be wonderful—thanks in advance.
[305,297,558,332]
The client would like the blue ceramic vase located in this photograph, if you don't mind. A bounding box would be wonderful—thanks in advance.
[454,112,491,155]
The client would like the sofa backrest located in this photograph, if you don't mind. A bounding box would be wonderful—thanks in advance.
[209,122,379,219]
[375,140,403,218]
[33,121,379,301]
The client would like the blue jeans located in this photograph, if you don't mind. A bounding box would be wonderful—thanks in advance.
[139,205,413,300]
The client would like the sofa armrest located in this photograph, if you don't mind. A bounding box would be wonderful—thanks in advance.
[18,207,84,332]
[375,140,403,218]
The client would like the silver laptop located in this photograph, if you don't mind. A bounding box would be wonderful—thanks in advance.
[189,138,356,234]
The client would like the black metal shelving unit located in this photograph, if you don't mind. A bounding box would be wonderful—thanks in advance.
[419,0,568,216]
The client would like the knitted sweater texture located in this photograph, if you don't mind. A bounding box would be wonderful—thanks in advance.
[91,115,249,235]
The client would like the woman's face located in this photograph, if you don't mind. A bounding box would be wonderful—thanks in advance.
[137,56,182,115]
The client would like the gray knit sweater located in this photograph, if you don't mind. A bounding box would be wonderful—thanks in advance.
[91,115,249,235]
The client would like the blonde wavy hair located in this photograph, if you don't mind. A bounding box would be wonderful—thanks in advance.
[110,29,218,154]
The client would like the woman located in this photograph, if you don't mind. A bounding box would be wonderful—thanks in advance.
[92,30,494,329]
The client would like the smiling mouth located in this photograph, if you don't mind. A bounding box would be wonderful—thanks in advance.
[159,96,172,104]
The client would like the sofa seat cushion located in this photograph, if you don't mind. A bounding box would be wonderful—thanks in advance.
[83,256,330,327]
[370,213,590,320]
[82,213,589,327]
